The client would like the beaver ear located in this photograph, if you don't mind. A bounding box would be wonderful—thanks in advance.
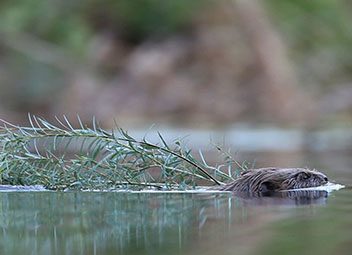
[260,181,278,192]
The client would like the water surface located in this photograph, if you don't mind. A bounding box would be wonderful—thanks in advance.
[0,152,351,255]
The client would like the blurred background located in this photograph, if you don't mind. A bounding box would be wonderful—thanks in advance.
[0,0,352,153]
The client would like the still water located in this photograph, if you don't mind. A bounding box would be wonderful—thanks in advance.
[0,152,351,255]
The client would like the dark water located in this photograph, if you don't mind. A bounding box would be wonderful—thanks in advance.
[0,152,351,255]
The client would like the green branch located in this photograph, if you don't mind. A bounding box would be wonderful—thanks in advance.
[0,115,241,191]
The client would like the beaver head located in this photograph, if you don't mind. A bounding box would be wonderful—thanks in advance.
[221,167,328,194]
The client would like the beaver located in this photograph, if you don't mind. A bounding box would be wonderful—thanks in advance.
[219,167,328,194]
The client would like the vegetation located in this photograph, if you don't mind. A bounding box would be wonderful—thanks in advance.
[0,116,245,191]
[265,0,352,86]
[0,0,205,50]
[1,1,351,125]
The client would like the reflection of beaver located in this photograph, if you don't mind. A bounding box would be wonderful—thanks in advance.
[219,167,328,194]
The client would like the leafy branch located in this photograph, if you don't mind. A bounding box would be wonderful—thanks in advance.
[0,115,242,191]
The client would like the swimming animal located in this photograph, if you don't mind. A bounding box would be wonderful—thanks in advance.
[219,167,328,194]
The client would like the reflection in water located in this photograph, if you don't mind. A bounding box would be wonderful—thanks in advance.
[0,192,228,255]
[257,189,352,255]
[279,190,328,204]
[235,190,329,207]
[0,190,335,255]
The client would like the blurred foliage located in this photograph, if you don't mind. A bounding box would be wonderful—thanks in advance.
[265,0,352,85]
[0,0,351,123]
[0,0,205,54]
[0,0,207,113]
[84,0,206,43]
[0,0,350,82]
[0,0,91,55]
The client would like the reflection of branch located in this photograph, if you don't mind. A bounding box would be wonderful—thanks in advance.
[0,31,91,73]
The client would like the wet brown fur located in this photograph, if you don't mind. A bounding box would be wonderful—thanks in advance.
[220,167,328,194]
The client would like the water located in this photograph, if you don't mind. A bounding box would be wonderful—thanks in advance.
[0,152,351,255]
